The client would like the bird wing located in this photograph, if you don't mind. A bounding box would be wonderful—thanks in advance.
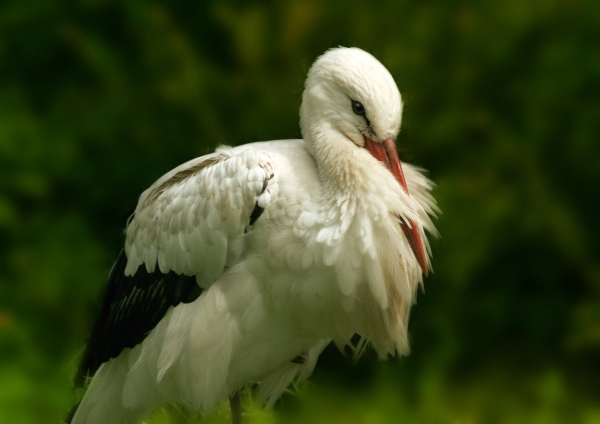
[75,146,278,386]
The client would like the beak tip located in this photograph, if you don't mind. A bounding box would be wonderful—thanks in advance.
[401,219,430,278]
[417,249,429,278]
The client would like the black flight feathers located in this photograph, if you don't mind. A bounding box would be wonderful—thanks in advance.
[74,249,202,387]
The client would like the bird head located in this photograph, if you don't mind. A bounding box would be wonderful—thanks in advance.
[300,47,429,276]
[300,47,402,148]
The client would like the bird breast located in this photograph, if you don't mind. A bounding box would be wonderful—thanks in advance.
[243,140,421,357]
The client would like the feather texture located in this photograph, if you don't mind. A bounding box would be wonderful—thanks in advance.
[124,147,278,280]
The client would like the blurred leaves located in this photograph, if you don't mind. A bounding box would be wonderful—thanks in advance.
[0,0,599,422]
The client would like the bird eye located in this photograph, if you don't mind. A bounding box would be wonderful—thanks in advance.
[351,100,365,116]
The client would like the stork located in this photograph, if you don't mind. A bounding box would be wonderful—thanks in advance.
[68,47,437,424]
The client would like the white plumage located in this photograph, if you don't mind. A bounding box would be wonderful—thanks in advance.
[69,47,438,424]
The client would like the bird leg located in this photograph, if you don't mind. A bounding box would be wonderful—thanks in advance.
[229,391,243,424]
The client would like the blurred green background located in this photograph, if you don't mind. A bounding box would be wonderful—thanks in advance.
[1,0,599,422]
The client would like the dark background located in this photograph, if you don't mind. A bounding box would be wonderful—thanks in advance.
[1,0,599,422]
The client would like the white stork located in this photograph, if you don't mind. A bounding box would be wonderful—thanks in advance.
[68,47,437,424]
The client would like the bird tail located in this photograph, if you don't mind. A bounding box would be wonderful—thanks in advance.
[67,360,146,424]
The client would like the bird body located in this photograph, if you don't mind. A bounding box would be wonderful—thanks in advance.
[69,48,437,424]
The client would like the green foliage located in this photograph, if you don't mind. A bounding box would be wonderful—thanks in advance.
[1,0,599,422]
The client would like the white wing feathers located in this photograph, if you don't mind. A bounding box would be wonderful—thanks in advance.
[124,147,278,288]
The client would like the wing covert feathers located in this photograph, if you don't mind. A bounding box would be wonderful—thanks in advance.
[125,147,278,285]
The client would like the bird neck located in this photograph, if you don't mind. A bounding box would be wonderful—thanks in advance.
[304,123,372,208]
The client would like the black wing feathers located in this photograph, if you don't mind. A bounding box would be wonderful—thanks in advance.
[75,249,202,386]
[248,204,264,226]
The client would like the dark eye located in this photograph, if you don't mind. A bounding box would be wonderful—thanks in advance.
[351,100,365,116]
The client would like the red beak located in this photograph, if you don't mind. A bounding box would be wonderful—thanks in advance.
[364,137,429,276]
